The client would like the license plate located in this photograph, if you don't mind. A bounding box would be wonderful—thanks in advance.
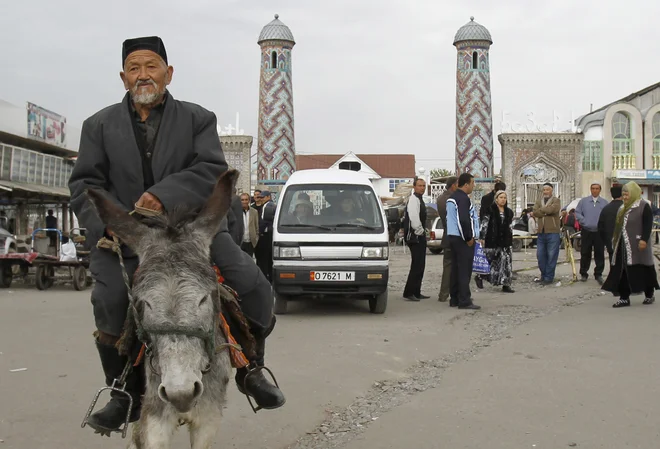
[310,271,355,282]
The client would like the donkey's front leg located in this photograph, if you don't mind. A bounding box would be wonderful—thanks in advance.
[189,409,222,449]
[128,410,178,449]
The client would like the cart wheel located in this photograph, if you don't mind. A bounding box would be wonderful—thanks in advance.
[35,265,54,290]
[1,263,12,288]
[73,266,88,291]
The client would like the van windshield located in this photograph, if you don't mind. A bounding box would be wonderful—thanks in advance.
[277,184,384,234]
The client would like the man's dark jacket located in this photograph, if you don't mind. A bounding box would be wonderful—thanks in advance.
[259,200,276,235]
[480,190,495,220]
[69,91,227,250]
[598,199,623,253]
[436,189,452,249]
[227,195,244,246]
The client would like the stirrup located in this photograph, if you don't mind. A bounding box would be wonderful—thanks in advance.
[242,364,281,414]
[80,377,134,439]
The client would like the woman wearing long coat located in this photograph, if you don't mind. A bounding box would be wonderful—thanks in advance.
[478,190,515,293]
[602,181,659,307]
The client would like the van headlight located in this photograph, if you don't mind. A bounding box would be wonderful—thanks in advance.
[361,246,388,259]
[273,246,301,259]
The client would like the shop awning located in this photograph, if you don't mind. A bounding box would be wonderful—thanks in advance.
[0,180,70,200]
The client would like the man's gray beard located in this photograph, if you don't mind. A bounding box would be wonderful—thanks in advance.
[130,84,165,105]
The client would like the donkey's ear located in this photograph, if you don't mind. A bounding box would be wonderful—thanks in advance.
[85,189,149,250]
[195,169,240,239]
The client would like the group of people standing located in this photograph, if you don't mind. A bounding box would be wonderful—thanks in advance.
[233,189,277,282]
[402,174,659,310]
[404,173,487,310]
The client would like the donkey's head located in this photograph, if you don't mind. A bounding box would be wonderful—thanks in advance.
[86,170,239,413]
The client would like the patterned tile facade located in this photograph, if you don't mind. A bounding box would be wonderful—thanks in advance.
[455,41,493,178]
[257,42,295,182]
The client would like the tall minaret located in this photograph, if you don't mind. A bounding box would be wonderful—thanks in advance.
[256,14,296,183]
[453,16,493,178]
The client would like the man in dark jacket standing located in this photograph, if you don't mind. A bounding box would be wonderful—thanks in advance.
[403,177,429,300]
[227,188,244,246]
[598,185,623,263]
[436,176,457,302]
[69,36,284,436]
[255,190,276,282]
[446,173,481,310]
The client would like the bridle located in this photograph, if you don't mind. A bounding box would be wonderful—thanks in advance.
[110,235,226,376]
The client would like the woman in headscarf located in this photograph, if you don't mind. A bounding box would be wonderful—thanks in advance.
[602,181,659,307]
[477,190,515,293]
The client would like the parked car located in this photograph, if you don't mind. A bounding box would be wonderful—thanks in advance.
[271,169,390,315]
[0,227,17,255]
[427,217,444,254]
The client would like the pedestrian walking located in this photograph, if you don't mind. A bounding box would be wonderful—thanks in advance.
[436,176,458,302]
[477,190,515,293]
[403,177,430,301]
[602,182,659,307]
[446,173,481,310]
[598,185,623,263]
[575,183,608,284]
[532,183,562,285]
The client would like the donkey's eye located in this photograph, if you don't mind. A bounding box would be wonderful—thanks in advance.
[199,295,209,306]
[135,299,152,313]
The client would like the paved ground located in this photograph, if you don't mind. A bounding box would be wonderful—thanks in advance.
[0,246,657,448]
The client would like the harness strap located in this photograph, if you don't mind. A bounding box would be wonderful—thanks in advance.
[218,313,250,369]
[134,344,146,367]
[132,313,248,369]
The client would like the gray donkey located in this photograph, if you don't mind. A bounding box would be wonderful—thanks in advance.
[86,170,239,449]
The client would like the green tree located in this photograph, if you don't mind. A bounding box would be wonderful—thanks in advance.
[430,168,454,178]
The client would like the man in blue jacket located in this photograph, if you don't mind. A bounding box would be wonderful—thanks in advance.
[446,173,481,310]
[575,183,608,284]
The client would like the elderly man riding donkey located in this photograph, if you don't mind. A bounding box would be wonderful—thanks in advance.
[69,36,285,445]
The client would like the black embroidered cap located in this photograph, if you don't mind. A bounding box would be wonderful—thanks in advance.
[122,36,168,67]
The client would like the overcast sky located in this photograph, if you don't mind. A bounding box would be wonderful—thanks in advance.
[1,0,658,174]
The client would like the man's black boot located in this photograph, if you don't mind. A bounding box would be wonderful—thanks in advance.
[234,319,285,411]
[86,339,144,435]
[235,363,286,410]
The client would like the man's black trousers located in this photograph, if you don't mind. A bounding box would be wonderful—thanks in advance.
[403,239,426,297]
[580,229,605,277]
[448,236,475,307]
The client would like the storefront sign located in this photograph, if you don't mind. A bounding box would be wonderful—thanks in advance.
[646,170,660,180]
[613,169,646,179]
[26,102,67,148]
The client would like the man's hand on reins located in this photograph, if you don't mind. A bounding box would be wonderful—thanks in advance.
[136,192,163,212]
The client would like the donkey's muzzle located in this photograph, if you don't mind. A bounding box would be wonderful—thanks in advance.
[158,379,204,413]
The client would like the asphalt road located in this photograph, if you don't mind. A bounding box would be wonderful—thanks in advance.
[1,248,656,448]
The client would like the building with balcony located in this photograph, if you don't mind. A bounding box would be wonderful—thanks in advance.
[500,81,660,213]
[576,82,660,204]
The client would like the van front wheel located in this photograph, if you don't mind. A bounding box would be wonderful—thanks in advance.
[369,291,388,314]
[274,292,289,315]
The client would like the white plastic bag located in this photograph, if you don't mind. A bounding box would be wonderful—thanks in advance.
[60,240,77,262]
